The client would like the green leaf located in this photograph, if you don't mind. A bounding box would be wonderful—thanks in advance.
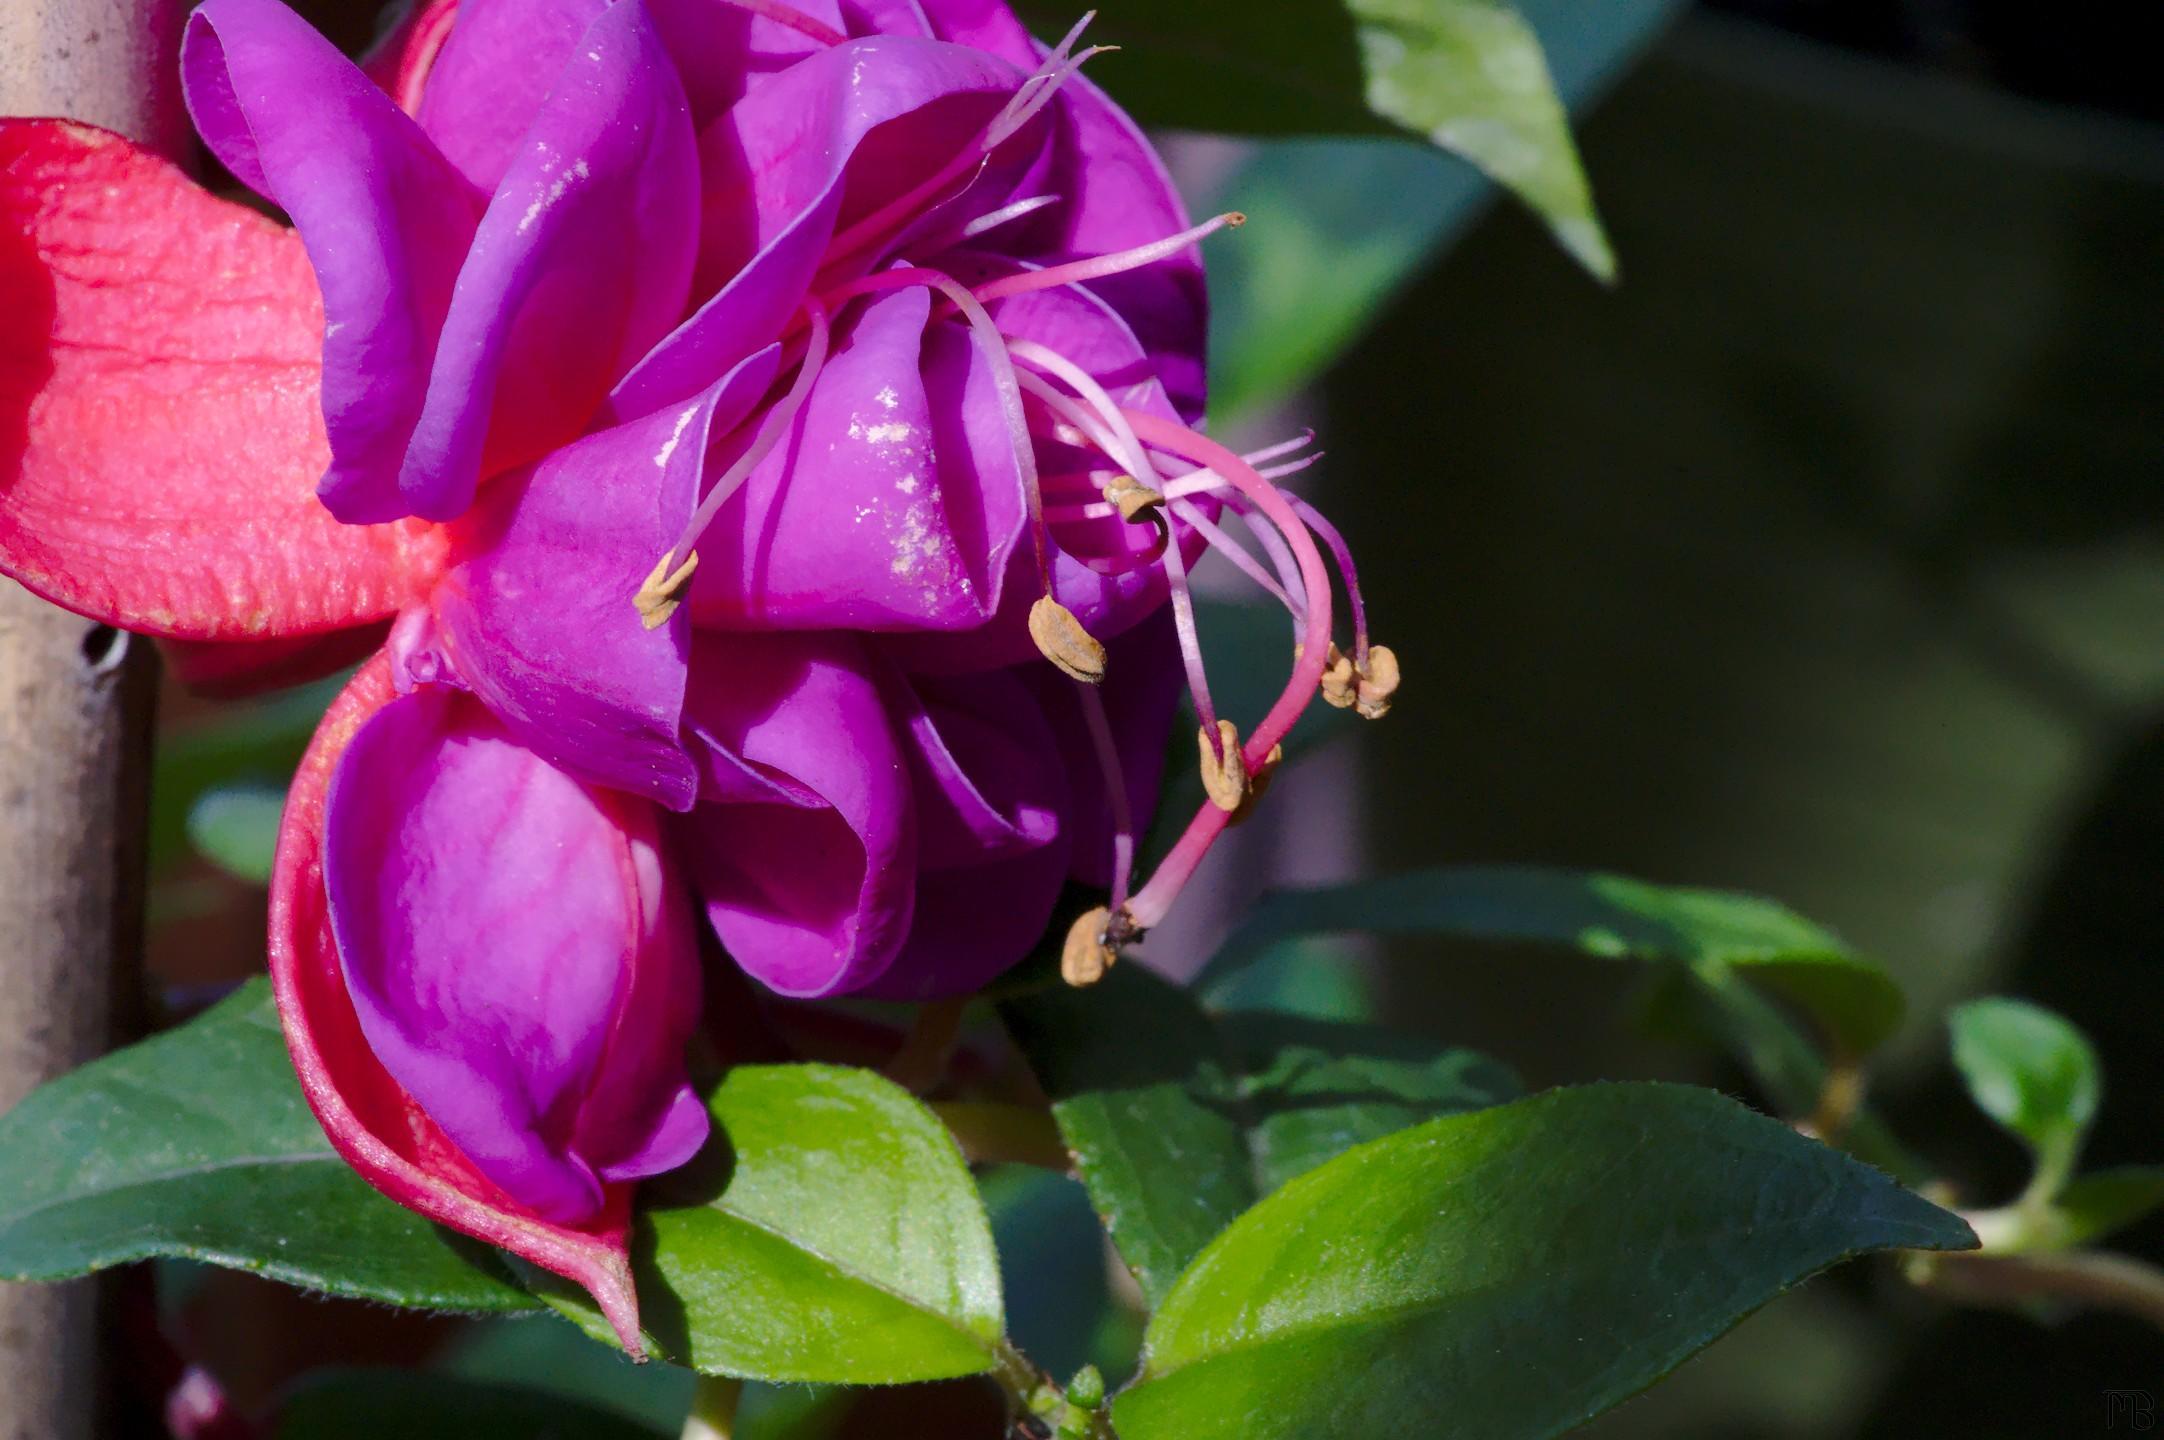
[531,1064,1003,1383]
[274,1370,664,1440]
[1114,1083,1974,1440]
[0,982,536,1312]
[1949,998,2101,1192]
[185,782,285,885]
[1204,866,1906,1056]
[1017,0,1614,280]
[2054,1167,2164,1249]
[999,964,1515,1306]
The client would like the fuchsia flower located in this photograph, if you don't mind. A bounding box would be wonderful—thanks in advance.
[0,0,1393,1347]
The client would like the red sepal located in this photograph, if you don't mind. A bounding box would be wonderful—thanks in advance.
[1,120,445,641]
[269,654,648,1352]
[362,0,460,115]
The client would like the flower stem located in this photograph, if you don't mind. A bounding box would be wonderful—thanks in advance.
[1910,1249,2164,1333]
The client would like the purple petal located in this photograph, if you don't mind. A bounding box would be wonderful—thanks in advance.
[1021,606,1181,888]
[182,0,483,525]
[1035,68,1208,422]
[647,0,850,126]
[415,0,611,191]
[685,286,1025,632]
[610,33,1018,416]
[323,687,705,1222]
[433,345,781,811]
[841,0,935,38]
[883,279,1202,673]
[914,0,1209,417]
[864,666,1070,999]
[400,0,701,519]
[677,632,917,996]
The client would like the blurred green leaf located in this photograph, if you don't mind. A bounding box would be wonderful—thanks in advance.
[149,674,340,871]
[1200,0,1684,421]
[185,782,285,885]
[1113,1083,1974,1440]
[1204,866,1906,1056]
[1949,997,2101,1191]
[2054,1167,2164,1249]
[0,982,535,1311]
[531,1064,1003,1382]
[1017,0,1618,279]
[440,1314,697,1433]
[1000,964,1514,1305]
[274,1370,662,1440]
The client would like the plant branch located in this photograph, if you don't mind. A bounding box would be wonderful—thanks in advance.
[1911,1249,2164,1333]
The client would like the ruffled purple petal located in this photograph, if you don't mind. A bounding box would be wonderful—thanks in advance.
[322,687,705,1223]
[686,286,1024,633]
[677,632,916,996]
[862,666,1070,999]
[884,279,1202,673]
[415,0,611,191]
[432,345,781,810]
[647,0,849,126]
[610,33,1018,416]
[400,0,702,519]
[182,0,483,525]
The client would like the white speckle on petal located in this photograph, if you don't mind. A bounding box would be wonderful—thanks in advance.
[518,159,590,234]
[653,404,700,469]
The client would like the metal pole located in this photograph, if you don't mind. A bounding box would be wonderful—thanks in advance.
[0,1,181,1434]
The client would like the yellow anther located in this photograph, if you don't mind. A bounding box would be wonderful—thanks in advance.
[1356,644,1399,720]
[634,550,700,630]
[1061,905,1117,987]
[1104,474,1166,522]
[1197,718,1248,812]
[1318,643,1358,709]
[1029,595,1108,684]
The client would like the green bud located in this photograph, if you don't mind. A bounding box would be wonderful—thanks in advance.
[1067,1364,1106,1410]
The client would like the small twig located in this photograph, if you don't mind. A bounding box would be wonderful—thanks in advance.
[933,1101,1072,1172]
[884,997,971,1094]
[1910,1249,2164,1333]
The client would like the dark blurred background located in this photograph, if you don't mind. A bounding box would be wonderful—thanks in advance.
[146,0,2164,1433]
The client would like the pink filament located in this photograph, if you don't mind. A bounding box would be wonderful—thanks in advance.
[1285,493,1370,666]
[973,213,1244,305]
[672,299,831,563]
[1119,412,1335,930]
[1072,678,1136,912]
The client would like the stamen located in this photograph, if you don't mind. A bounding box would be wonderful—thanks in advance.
[972,213,1245,305]
[1061,904,1116,987]
[1284,493,1370,667]
[638,300,831,618]
[1356,643,1400,719]
[1166,497,1294,612]
[1117,410,1337,932]
[634,550,700,630]
[1072,679,1136,913]
[1029,595,1107,684]
[1197,718,1247,812]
